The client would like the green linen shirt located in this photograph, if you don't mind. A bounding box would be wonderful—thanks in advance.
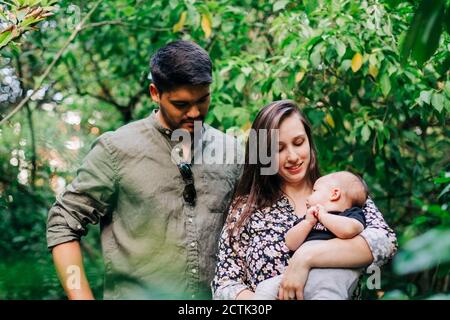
[47,110,243,299]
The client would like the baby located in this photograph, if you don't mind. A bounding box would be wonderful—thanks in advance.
[253,171,368,300]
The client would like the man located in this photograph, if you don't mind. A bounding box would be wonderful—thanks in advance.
[47,40,242,299]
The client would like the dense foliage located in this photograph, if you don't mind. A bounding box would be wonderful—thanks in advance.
[0,0,449,299]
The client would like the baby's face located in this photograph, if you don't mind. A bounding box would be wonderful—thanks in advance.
[306,176,335,207]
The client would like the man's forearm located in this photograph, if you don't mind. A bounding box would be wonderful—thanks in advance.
[52,240,94,300]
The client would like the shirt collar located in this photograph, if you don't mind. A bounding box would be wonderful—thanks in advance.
[148,109,207,138]
[148,109,173,138]
[147,109,209,163]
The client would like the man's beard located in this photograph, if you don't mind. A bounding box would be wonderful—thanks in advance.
[159,106,204,130]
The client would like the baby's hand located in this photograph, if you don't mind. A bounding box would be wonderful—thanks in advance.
[305,207,318,225]
[314,204,328,221]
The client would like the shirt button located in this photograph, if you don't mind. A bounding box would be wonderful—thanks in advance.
[190,242,196,247]
[165,130,170,135]
[191,268,197,274]
[188,218,193,223]
[77,224,82,230]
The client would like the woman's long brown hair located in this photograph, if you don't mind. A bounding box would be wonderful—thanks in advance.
[228,100,321,238]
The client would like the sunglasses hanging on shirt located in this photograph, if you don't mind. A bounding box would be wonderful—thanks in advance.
[177,162,197,207]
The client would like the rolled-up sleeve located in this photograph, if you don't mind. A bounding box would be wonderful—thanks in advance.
[47,133,118,249]
[360,198,398,268]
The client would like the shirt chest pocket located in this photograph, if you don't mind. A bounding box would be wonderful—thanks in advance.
[199,166,235,214]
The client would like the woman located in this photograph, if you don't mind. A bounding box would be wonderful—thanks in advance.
[212,100,397,300]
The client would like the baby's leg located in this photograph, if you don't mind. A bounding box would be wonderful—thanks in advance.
[252,269,361,300]
[304,267,362,300]
[302,239,362,300]
[252,275,283,300]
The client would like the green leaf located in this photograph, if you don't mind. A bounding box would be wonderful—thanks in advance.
[427,294,450,300]
[241,66,252,76]
[380,73,391,97]
[20,16,38,28]
[381,290,409,300]
[384,0,403,8]
[261,78,274,94]
[340,59,352,71]
[377,126,385,149]
[310,50,321,67]
[304,35,322,51]
[394,228,450,275]
[416,90,432,105]
[438,183,450,199]
[304,0,319,14]
[273,0,289,12]
[383,127,390,140]
[361,125,371,143]
[272,78,283,96]
[306,109,325,125]
[335,40,346,59]
[234,74,246,92]
[434,173,450,184]
[445,6,450,34]
[123,6,136,16]
[0,30,14,49]
[310,44,323,68]
[400,0,446,66]
[445,82,450,98]
[431,92,444,112]
[212,104,228,122]
[169,0,178,9]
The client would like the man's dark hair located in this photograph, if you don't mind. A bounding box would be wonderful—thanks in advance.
[150,40,212,92]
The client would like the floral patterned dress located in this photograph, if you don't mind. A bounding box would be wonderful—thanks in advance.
[211,195,398,300]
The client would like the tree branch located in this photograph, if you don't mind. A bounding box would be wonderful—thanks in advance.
[81,20,125,30]
[0,0,102,126]
[25,104,37,188]
[13,47,37,188]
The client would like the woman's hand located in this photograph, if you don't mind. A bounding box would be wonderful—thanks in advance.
[236,289,255,300]
[278,247,313,300]
[278,235,374,300]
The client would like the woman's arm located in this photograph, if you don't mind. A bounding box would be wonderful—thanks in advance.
[279,198,397,300]
[359,198,398,267]
[279,235,372,300]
